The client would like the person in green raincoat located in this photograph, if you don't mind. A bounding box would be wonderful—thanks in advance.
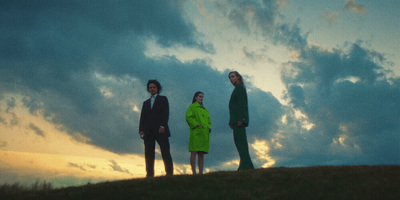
[185,91,211,175]
[228,71,254,170]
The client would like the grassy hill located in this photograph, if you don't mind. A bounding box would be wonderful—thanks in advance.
[1,165,399,200]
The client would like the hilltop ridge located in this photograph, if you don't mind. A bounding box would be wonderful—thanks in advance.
[2,165,399,200]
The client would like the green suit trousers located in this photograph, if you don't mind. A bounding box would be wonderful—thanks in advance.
[233,124,254,170]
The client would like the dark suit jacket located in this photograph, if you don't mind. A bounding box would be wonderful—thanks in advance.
[139,95,171,137]
[229,84,249,127]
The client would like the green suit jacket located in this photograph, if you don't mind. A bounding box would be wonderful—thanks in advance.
[229,84,249,127]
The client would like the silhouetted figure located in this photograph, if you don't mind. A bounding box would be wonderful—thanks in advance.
[139,80,173,177]
[228,71,254,170]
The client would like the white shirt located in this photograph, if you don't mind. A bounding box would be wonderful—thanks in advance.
[150,94,157,109]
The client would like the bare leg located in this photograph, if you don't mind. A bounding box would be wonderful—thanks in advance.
[198,152,204,174]
[190,152,197,175]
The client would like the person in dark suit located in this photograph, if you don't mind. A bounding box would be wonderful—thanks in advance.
[228,71,254,170]
[139,79,174,177]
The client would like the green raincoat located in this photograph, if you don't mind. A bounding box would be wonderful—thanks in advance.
[185,102,211,153]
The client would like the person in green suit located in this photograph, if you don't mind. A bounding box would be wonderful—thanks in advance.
[228,71,255,170]
[186,91,211,175]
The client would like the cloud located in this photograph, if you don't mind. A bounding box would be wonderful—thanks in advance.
[0,141,6,148]
[109,160,131,175]
[0,117,6,125]
[242,47,265,61]
[324,11,339,25]
[345,0,367,14]
[218,0,308,54]
[28,123,45,137]
[9,112,20,127]
[67,162,98,172]
[274,23,309,55]
[0,0,213,154]
[224,0,279,35]
[279,42,400,165]
[6,97,16,112]
[68,162,87,171]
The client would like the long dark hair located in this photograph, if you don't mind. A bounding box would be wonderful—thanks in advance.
[192,91,204,104]
[147,79,162,94]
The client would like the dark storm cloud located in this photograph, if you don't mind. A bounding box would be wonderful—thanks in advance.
[0,0,214,154]
[274,23,308,54]
[0,0,210,82]
[279,42,400,165]
[0,0,213,112]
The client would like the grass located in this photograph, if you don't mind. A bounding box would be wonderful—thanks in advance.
[1,165,399,200]
[0,180,52,196]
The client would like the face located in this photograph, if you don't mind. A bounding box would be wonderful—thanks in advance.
[195,93,204,104]
[229,73,239,86]
[148,83,158,96]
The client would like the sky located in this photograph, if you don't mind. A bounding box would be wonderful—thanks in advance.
[0,0,399,188]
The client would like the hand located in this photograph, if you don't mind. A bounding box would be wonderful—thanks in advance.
[159,127,165,133]
[196,125,204,129]
[140,132,145,139]
[237,121,243,127]
[229,124,233,129]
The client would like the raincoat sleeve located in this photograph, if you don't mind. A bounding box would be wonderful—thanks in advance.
[185,104,198,129]
[205,108,212,130]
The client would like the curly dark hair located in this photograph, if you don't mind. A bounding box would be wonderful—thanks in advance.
[147,79,162,94]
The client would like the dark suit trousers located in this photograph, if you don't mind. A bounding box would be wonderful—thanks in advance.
[144,133,174,177]
[233,124,254,170]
